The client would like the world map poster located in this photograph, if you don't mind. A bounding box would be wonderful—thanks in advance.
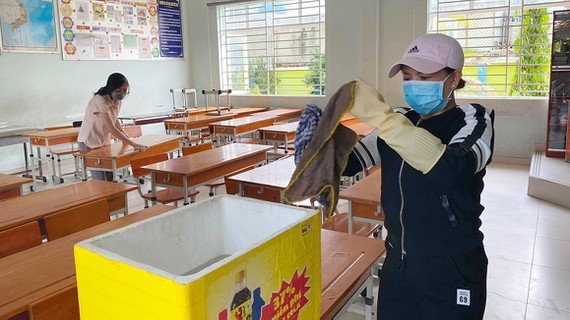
[0,0,58,52]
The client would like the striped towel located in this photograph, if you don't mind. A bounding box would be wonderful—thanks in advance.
[294,104,322,165]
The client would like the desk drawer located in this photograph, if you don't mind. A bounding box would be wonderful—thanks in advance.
[264,132,288,140]
[107,195,126,212]
[352,202,384,221]
[0,188,21,201]
[169,123,185,131]
[213,126,234,135]
[242,184,281,203]
[85,158,114,169]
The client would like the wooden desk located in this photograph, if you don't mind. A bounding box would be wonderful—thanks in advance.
[22,127,80,183]
[142,143,273,205]
[227,156,295,203]
[251,108,303,122]
[258,121,298,152]
[0,126,40,176]
[77,135,183,182]
[118,109,198,125]
[164,114,235,137]
[0,173,33,201]
[209,115,278,145]
[321,229,385,319]
[0,180,137,232]
[0,205,174,320]
[340,113,360,126]
[203,106,269,117]
[346,122,375,138]
[339,169,383,234]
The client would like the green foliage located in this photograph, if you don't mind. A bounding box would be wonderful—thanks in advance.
[509,8,551,97]
[304,53,326,95]
[248,58,279,95]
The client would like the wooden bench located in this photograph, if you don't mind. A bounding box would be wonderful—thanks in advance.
[0,221,42,258]
[43,198,110,241]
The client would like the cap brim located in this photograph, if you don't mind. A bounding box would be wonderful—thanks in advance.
[388,56,446,78]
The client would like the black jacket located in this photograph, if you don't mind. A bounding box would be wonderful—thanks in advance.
[344,104,495,259]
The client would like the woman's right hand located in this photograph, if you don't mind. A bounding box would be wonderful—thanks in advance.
[133,143,147,152]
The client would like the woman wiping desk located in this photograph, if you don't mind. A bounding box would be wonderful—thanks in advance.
[78,73,147,181]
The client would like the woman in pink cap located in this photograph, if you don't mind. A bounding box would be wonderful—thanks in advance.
[345,33,495,319]
[78,73,147,181]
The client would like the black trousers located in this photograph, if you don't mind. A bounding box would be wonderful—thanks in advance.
[377,246,488,320]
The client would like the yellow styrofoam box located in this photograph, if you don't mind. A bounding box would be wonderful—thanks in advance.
[75,195,321,319]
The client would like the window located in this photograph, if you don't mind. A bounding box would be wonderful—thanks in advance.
[216,0,325,96]
[428,0,570,97]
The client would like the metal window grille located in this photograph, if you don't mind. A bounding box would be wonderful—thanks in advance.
[428,0,570,97]
[217,0,326,96]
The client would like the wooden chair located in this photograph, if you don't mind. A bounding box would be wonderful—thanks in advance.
[43,198,110,241]
[0,221,43,258]
[28,285,79,320]
[182,142,224,196]
[122,124,143,138]
[131,153,199,207]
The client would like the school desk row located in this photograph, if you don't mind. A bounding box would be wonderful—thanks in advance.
[0,203,385,320]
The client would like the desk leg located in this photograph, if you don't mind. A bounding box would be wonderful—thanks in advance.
[365,270,374,320]
[183,178,189,205]
[348,200,353,235]
[150,172,157,206]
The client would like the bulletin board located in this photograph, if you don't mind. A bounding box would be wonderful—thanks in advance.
[58,0,183,60]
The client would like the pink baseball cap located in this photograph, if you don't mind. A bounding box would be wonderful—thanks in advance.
[388,33,464,78]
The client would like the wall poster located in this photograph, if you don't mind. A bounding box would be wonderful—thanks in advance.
[58,0,183,60]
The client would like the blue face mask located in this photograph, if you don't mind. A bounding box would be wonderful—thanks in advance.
[402,73,453,115]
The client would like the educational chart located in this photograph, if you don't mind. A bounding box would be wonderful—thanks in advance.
[58,0,182,60]
[0,0,58,52]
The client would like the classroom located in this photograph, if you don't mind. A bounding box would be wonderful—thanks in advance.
[1,0,570,319]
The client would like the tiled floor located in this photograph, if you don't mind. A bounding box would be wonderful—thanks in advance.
[12,160,570,319]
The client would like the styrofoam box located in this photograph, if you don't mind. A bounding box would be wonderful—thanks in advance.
[75,195,321,320]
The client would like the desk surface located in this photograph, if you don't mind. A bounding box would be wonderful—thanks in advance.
[204,106,268,117]
[163,114,235,125]
[251,108,303,117]
[228,156,295,189]
[320,229,385,319]
[0,180,137,232]
[142,143,273,176]
[346,122,375,138]
[21,127,80,140]
[209,114,277,127]
[0,173,33,190]
[0,205,174,319]
[0,126,40,139]
[258,121,299,133]
[339,169,381,206]
[77,134,182,160]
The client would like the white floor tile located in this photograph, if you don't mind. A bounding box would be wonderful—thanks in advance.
[533,237,570,271]
[537,201,570,242]
[482,228,535,264]
[484,292,526,320]
[487,257,531,303]
[528,265,570,312]
[526,304,570,320]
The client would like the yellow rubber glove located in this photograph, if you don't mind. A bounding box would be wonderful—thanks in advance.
[349,79,446,174]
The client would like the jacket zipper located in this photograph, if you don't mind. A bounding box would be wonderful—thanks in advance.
[399,117,423,261]
[398,160,406,260]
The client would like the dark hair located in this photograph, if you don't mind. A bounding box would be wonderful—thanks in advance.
[444,67,466,89]
[95,73,129,96]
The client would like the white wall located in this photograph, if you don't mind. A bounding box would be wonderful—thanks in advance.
[0,0,547,171]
